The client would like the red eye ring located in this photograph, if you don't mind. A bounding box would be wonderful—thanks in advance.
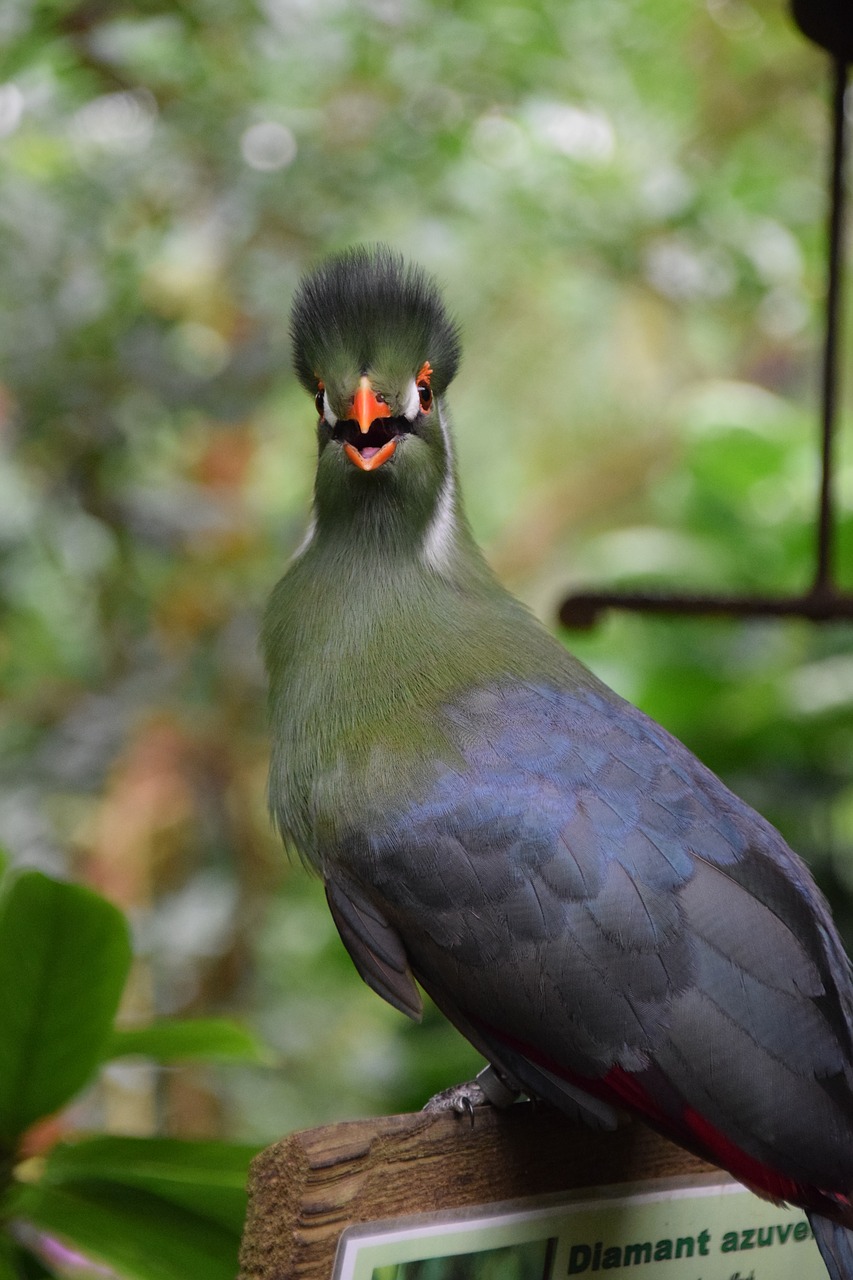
[416,361,433,413]
[315,385,325,416]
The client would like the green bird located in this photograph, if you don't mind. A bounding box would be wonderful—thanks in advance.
[265,245,853,1280]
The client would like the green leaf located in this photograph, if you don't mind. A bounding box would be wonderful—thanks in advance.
[0,1240,27,1280]
[0,872,132,1144]
[6,1243,53,1280]
[106,1018,271,1066]
[40,1135,259,1232]
[0,1231,55,1280]
[14,1181,241,1280]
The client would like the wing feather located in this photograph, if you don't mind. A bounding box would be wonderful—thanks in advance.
[327,681,853,1190]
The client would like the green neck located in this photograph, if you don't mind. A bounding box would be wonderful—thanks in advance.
[267,420,513,717]
[263,411,600,858]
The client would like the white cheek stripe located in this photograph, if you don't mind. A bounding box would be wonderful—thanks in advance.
[402,379,420,421]
[292,512,316,559]
[421,400,457,573]
[322,390,337,425]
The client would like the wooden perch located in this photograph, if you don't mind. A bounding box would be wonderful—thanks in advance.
[238,1103,716,1280]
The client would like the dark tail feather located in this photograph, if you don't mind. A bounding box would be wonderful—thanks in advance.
[809,1213,853,1280]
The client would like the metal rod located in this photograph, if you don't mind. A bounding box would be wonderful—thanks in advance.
[559,589,853,631]
[559,54,853,631]
[814,55,849,595]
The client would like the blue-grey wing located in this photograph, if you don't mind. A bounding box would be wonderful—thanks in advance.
[328,682,853,1190]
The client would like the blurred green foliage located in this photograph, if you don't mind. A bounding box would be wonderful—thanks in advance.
[2,0,853,1153]
[373,1237,551,1279]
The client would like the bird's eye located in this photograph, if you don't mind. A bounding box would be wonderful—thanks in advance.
[418,383,432,412]
[315,389,325,416]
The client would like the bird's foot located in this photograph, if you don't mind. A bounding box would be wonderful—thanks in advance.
[423,1065,520,1126]
[423,1080,487,1124]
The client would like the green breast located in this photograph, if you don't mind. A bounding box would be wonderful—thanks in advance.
[263,531,594,869]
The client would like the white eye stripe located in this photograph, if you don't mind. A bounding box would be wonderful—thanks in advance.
[402,379,421,421]
[322,390,338,425]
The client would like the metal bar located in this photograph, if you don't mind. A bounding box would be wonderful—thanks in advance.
[559,589,853,631]
[814,55,849,594]
[559,55,852,631]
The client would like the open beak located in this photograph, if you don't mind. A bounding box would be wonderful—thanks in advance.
[343,376,397,471]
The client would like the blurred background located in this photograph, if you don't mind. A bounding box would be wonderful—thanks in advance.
[2,0,852,1145]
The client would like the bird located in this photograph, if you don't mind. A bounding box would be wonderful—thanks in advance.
[264,244,853,1280]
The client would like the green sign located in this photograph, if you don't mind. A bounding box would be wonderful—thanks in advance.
[333,1175,824,1280]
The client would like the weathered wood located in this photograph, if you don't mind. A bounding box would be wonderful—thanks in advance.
[238,1104,716,1280]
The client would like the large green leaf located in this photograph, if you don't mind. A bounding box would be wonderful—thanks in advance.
[40,1135,259,1232]
[106,1018,271,1066]
[14,1181,240,1280]
[0,872,132,1144]
[0,1240,27,1280]
[5,1243,52,1280]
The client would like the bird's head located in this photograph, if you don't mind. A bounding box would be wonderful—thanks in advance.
[290,246,461,490]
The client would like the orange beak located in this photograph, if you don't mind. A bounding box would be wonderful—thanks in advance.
[343,376,397,471]
[351,376,391,434]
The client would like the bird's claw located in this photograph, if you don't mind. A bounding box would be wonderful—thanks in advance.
[423,1064,521,1125]
[423,1079,489,1124]
[456,1094,478,1127]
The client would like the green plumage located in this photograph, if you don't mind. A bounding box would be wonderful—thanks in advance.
[290,245,461,413]
[264,246,601,867]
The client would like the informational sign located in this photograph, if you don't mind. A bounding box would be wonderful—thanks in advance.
[332,1174,824,1280]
